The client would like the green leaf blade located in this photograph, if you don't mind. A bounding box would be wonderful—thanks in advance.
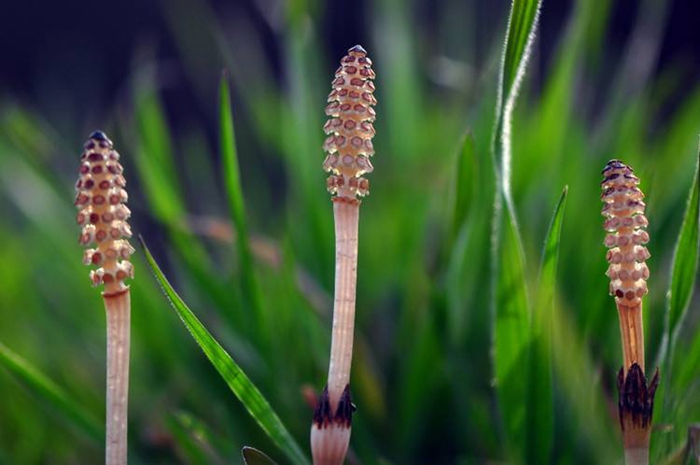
[667,147,700,346]
[527,186,568,465]
[219,71,251,263]
[492,0,543,190]
[141,238,310,465]
[493,198,531,460]
[0,342,102,443]
[451,131,478,240]
[491,0,543,460]
[501,0,542,98]
[219,72,265,325]
[133,84,185,225]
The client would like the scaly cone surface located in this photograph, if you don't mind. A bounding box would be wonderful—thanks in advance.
[76,130,134,295]
[323,44,376,201]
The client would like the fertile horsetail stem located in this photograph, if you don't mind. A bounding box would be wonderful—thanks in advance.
[76,130,134,465]
[602,160,659,465]
[311,45,376,465]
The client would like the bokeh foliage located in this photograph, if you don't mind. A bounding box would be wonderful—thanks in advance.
[1,0,699,464]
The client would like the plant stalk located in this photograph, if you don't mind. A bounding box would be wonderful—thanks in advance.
[312,44,375,465]
[617,302,645,374]
[327,199,359,410]
[104,288,131,465]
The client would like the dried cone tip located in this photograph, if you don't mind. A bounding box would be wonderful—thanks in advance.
[75,131,134,295]
[323,45,377,201]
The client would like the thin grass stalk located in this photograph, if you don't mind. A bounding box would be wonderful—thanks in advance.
[602,160,659,465]
[311,45,376,465]
[76,131,134,465]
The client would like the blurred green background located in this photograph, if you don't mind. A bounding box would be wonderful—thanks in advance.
[1,0,700,464]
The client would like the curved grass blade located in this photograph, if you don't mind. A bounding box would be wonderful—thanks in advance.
[133,82,185,226]
[493,197,531,460]
[242,446,278,465]
[527,186,568,464]
[219,72,265,332]
[0,342,102,443]
[492,0,543,191]
[490,0,543,459]
[219,71,253,273]
[131,79,230,314]
[450,131,478,241]
[666,146,700,355]
[656,142,700,432]
[140,237,310,465]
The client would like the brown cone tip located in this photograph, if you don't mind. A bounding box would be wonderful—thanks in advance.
[76,131,134,289]
[313,385,355,429]
[323,45,376,199]
[348,45,367,54]
[602,160,650,306]
[618,363,660,433]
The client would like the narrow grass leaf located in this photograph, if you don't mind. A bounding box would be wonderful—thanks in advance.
[219,72,251,262]
[676,318,700,390]
[491,0,542,459]
[494,197,531,460]
[493,0,543,189]
[657,143,700,433]
[527,186,568,464]
[140,238,310,465]
[450,131,478,241]
[242,446,278,465]
[666,146,700,351]
[219,72,265,325]
[0,342,102,443]
[500,0,543,103]
[133,84,185,225]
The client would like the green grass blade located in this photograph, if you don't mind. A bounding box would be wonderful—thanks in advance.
[133,83,185,225]
[491,1,542,459]
[527,186,568,464]
[656,142,700,436]
[666,145,700,351]
[242,446,278,465]
[492,0,543,189]
[0,342,102,443]
[493,197,531,461]
[500,0,542,102]
[676,318,700,390]
[219,72,265,324]
[219,72,250,260]
[140,237,310,465]
[450,132,478,241]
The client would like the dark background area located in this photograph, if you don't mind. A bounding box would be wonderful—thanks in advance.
[1,0,698,129]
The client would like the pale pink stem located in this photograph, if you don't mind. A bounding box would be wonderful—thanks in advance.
[327,199,360,410]
[104,289,131,465]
